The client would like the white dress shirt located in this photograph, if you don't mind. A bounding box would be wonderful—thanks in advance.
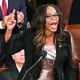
[16,64,21,73]
[0,0,8,29]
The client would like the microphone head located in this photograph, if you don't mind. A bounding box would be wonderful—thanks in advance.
[40,50,47,59]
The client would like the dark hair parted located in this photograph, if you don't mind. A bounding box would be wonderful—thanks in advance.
[31,4,66,47]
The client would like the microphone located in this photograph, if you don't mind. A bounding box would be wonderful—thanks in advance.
[22,50,47,80]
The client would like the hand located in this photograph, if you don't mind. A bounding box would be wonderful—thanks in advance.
[2,9,15,27]
[17,11,24,24]
[5,9,16,42]
[7,9,16,30]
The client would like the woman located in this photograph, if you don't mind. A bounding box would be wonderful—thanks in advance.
[2,4,75,80]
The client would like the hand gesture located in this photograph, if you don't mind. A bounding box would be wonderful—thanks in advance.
[17,11,24,24]
[7,9,16,30]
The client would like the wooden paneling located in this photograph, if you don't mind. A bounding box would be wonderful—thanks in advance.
[66,25,80,80]
[66,24,80,29]
[66,25,80,68]
[57,0,73,25]
[0,68,7,72]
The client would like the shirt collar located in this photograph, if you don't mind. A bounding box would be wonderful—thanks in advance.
[16,64,21,73]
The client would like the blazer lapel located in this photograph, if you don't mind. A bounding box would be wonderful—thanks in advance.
[9,64,19,79]
[11,64,19,74]
[55,39,63,66]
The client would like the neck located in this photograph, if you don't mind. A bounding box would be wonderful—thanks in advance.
[45,31,55,45]
[45,29,54,38]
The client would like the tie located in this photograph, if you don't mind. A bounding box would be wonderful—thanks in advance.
[2,0,7,20]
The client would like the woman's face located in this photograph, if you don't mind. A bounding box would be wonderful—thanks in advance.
[45,6,59,33]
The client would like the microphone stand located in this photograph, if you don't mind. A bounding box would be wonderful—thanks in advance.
[22,56,43,80]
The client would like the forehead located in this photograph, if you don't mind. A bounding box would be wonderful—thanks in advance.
[46,6,57,14]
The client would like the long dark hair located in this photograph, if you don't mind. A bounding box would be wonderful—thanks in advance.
[31,4,66,47]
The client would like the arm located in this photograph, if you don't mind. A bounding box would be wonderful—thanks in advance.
[5,9,16,42]
[64,32,76,80]
[1,9,25,55]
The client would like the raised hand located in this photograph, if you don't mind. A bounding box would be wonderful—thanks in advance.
[5,9,16,42]
[7,9,16,30]
[17,11,24,24]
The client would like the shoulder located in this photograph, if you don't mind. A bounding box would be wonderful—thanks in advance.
[64,30,70,35]
[64,30,71,39]
[63,31,71,46]
[0,66,19,80]
[0,69,10,79]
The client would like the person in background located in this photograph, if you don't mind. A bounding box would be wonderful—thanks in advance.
[25,0,35,23]
[68,0,80,24]
[25,0,35,28]
[0,49,25,80]
[2,4,75,80]
[35,0,57,8]
[0,0,27,68]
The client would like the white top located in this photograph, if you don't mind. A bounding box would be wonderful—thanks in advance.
[44,45,56,60]
[0,0,8,29]
[38,45,56,80]
[16,64,21,72]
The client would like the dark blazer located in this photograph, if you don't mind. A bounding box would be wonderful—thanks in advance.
[0,0,27,67]
[0,0,27,31]
[0,64,19,80]
[2,28,75,80]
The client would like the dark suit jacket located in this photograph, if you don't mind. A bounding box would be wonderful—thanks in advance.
[36,0,57,8]
[2,28,75,80]
[68,0,80,24]
[0,0,27,31]
[0,0,27,67]
[0,64,19,80]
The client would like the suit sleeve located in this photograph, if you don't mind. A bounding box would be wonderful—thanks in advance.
[1,29,26,55]
[18,0,27,30]
[64,32,76,80]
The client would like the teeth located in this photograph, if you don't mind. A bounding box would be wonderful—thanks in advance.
[52,23,56,25]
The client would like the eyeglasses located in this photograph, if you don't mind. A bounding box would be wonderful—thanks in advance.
[45,14,59,19]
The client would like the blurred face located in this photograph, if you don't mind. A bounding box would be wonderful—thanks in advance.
[12,49,25,64]
[45,6,59,33]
